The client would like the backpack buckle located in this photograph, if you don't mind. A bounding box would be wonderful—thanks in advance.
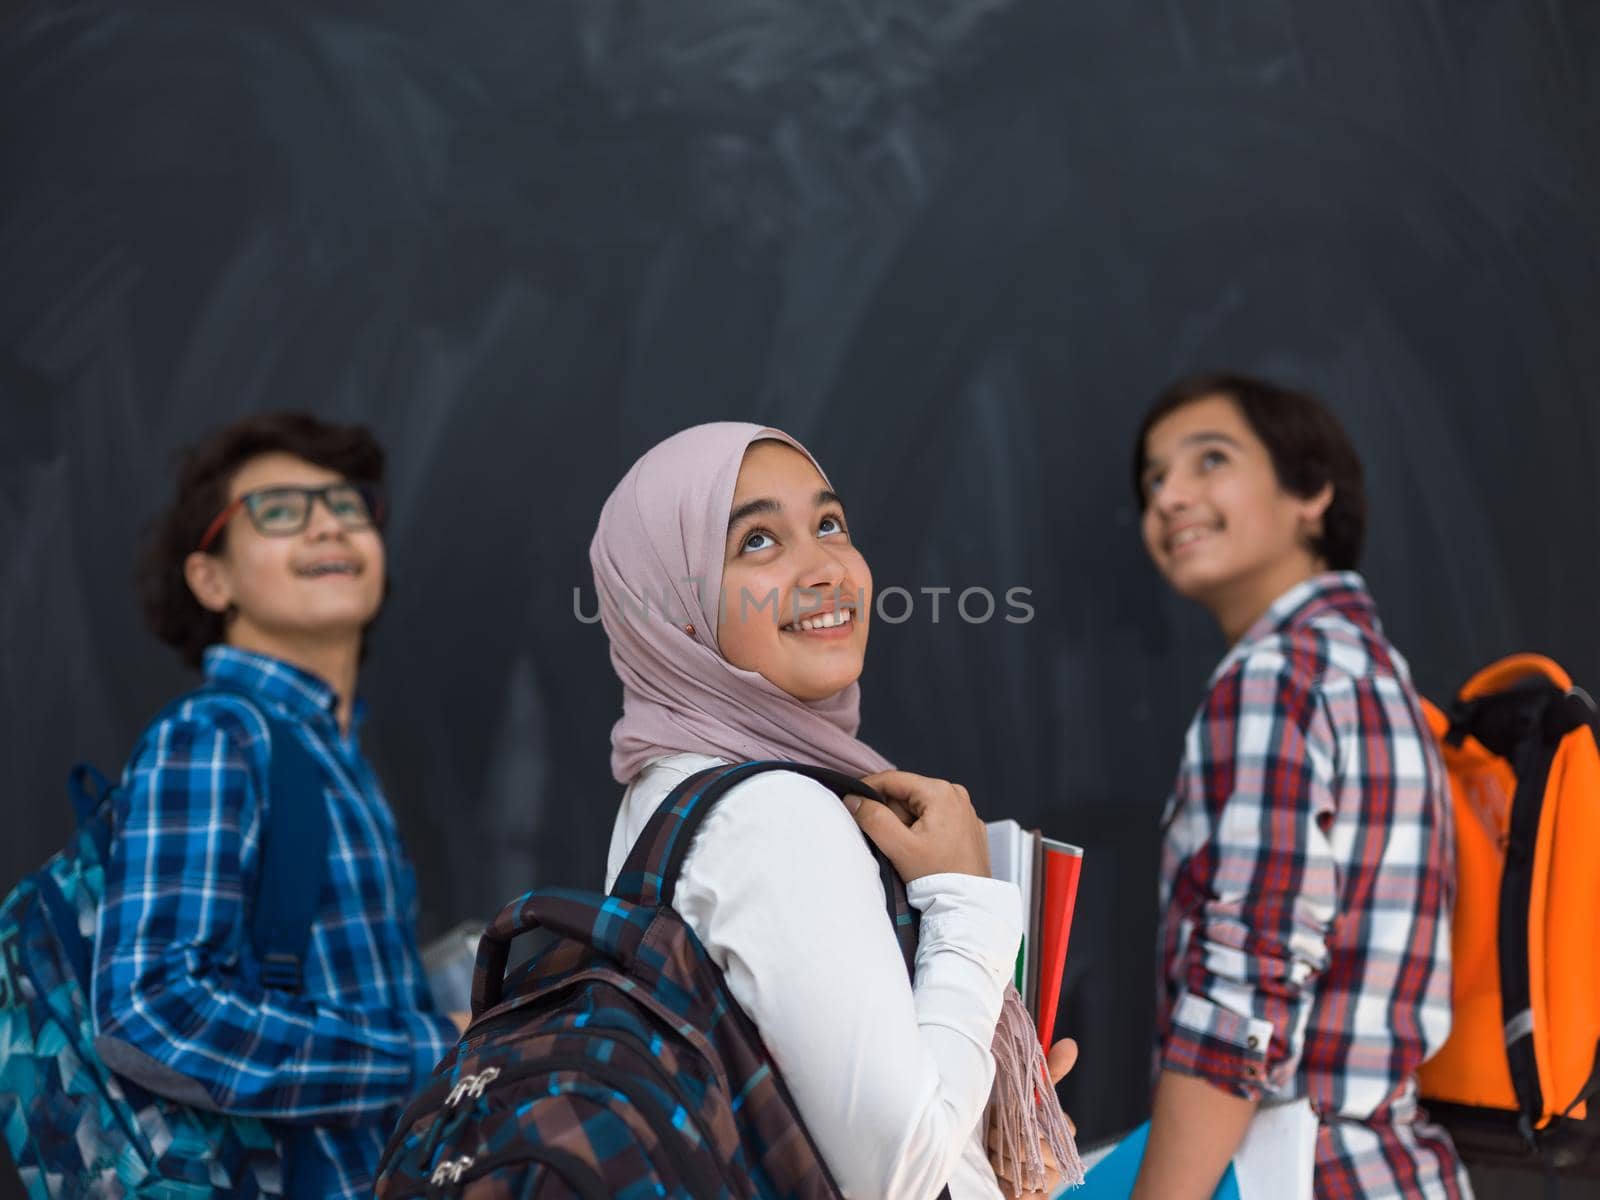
[260,952,304,991]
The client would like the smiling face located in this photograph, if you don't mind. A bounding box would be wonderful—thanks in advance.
[1139,394,1332,640]
[717,440,872,702]
[183,451,386,657]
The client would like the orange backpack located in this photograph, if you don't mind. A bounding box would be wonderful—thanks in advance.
[1418,654,1600,1171]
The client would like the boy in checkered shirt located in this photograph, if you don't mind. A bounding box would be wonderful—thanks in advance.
[1129,374,1471,1200]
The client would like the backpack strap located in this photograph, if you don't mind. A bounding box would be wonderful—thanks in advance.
[68,763,116,828]
[202,684,333,993]
[1556,1039,1600,1124]
[86,683,333,993]
[611,761,920,980]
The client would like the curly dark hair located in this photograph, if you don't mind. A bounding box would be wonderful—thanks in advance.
[136,412,386,669]
[1131,372,1367,571]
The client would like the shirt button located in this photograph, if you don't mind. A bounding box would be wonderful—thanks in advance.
[1247,1036,1260,1049]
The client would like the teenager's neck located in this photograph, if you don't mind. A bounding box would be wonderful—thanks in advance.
[1207,557,1328,645]
[225,626,362,734]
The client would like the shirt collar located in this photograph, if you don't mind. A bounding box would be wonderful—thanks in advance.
[1210,570,1377,684]
[201,645,364,731]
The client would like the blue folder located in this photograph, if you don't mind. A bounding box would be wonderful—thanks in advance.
[1072,1122,1241,1199]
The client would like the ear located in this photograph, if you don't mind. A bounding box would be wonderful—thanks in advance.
[1297,482,1335,551]
[184,551,234,614]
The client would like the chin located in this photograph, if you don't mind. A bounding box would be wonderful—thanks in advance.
[298,609,381,639]
[791,683,855,703]
[1160,555,1223,597]
[783,666,864,703]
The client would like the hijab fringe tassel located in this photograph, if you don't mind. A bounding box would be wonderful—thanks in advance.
[985,985,1085,1194]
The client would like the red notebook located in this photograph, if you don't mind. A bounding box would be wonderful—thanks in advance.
[1034,838,1083,1047]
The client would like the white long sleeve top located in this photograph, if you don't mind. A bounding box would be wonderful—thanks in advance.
[604,753,1023,1199]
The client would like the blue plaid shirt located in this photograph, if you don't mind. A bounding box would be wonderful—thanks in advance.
[92,646,454,1198]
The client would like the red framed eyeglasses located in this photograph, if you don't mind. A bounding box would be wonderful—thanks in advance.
[196,483,384,553]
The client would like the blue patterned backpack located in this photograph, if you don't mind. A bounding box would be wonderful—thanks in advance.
[375,761,952,1199]
[0,686,329,1199]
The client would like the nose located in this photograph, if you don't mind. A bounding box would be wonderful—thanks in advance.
[303,492,347,540]
[797,537,848,592]
[1151,469,1194,519]
[790,539,850,621]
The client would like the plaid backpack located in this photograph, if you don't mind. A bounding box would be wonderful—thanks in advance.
[377,761,951,1199]
[0,686,329,1199]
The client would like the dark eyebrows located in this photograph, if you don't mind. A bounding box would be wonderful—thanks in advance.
[1181,431,1242,451]
[727,489,846,534]
[727,497,780,531]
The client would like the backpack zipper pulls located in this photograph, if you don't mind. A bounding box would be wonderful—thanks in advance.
[430,1152,476,1186]
[444,1066,502,1109]
[466,1066,500,1099]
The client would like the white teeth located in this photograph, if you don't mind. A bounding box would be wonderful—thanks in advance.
[787,609,853,632]
[1170,528,1211,550]
[299,562,357,577]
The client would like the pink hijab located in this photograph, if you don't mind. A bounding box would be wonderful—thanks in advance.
[590,421,894,784]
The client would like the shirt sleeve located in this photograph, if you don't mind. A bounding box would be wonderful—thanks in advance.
[91,712,455,1123]
[1162,644,1341,1100]
[670,771,1021,1200]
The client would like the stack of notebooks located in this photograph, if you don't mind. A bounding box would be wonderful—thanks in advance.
[984,819,1083,1047]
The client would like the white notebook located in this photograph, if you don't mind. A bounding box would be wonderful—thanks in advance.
[421,919,484,1016]
[1233,1097,1317,1199]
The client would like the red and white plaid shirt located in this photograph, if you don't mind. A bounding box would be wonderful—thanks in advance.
[1156,572,1472,1199]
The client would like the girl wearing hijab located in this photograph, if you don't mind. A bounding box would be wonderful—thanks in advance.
[592,423,1079,1199]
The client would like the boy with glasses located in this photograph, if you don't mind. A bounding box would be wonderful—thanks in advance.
[93,412,462,1198]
